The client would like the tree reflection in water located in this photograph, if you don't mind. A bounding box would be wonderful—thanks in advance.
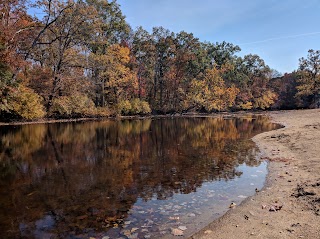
[0,116,280,238]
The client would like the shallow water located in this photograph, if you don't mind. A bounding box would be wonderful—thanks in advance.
[0,116,280,238]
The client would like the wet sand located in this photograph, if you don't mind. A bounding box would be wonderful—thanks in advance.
[190,109,320,239]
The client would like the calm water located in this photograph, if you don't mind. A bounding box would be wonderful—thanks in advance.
[0,116,280,239]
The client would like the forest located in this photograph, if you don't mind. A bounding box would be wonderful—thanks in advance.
[1,0,320,121]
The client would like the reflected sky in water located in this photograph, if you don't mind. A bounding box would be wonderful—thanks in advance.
[0,116,280,238]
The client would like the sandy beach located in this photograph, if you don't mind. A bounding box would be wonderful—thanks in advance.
[190,109,320,239]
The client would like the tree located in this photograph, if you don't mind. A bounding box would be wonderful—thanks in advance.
[296,49,320,108]
[188,66,239,112]
[89,44,137,107]
[131,26,156,101]
[204,41,241,68]
[269,72,298,109]
[30,0,98,110]
[234,54,277,110]
[0,0,46,120]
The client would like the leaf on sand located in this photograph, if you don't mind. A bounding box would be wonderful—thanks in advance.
[131,228,139,233]
[171,228,184,236]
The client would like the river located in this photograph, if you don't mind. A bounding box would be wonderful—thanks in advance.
[0,115,280,238]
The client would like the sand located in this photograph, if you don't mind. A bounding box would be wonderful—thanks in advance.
[190,109,320,239]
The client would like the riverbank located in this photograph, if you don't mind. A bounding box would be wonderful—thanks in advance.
[0,111,266,126]
[190,109,320,239]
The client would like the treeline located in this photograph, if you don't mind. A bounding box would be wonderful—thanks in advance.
[1,0,319,121]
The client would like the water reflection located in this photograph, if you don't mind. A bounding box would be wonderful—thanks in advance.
[0,116,280,238]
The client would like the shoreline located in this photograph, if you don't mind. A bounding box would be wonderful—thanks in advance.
[190,109,320,239]
[0,111,268,126]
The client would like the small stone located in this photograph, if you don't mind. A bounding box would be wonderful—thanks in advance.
[269,206,276,212]
[229,202,236,208]
[178,226,187,231]
[204,230,213,234]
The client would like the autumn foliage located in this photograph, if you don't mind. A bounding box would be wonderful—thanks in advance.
[0,0,319,121]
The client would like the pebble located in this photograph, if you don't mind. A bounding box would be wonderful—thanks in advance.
[178,226,187,231]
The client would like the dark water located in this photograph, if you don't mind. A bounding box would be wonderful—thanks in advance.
[0,116,280,239]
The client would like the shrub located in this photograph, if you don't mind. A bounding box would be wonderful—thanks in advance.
[131,98,142,114]
[50,94,96,117]
[140,100,152,114]
[96,107,111,117]
[117,100,132,115]
[10,86,46,119]
[117,99,151,115]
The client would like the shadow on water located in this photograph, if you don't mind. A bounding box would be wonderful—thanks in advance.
[0,116,280,238]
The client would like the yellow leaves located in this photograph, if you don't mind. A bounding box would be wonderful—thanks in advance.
[50,94,96,117]
[10,85,46,119]
[253,90,277,109]
[90,44,137,102]
[117,98,151,116]
[188,66,240,112]
[238,101,253,110]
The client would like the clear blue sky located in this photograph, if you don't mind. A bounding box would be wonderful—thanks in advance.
[117,0,320,74]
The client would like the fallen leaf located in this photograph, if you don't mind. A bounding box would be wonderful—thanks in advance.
[171,228,184,236]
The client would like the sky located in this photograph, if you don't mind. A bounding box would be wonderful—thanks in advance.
[117,0,320,74]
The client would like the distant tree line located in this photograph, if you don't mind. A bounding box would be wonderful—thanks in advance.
[1,0,319,121]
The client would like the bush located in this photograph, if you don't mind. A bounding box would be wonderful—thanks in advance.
[131,98,142,114]
[10,85,46,119]
[117,99,151,115]
[237,101,253,110]
[117,100,132,115]
[50,94,96,117]
[140,100,152,114]
[96,107,111,117]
